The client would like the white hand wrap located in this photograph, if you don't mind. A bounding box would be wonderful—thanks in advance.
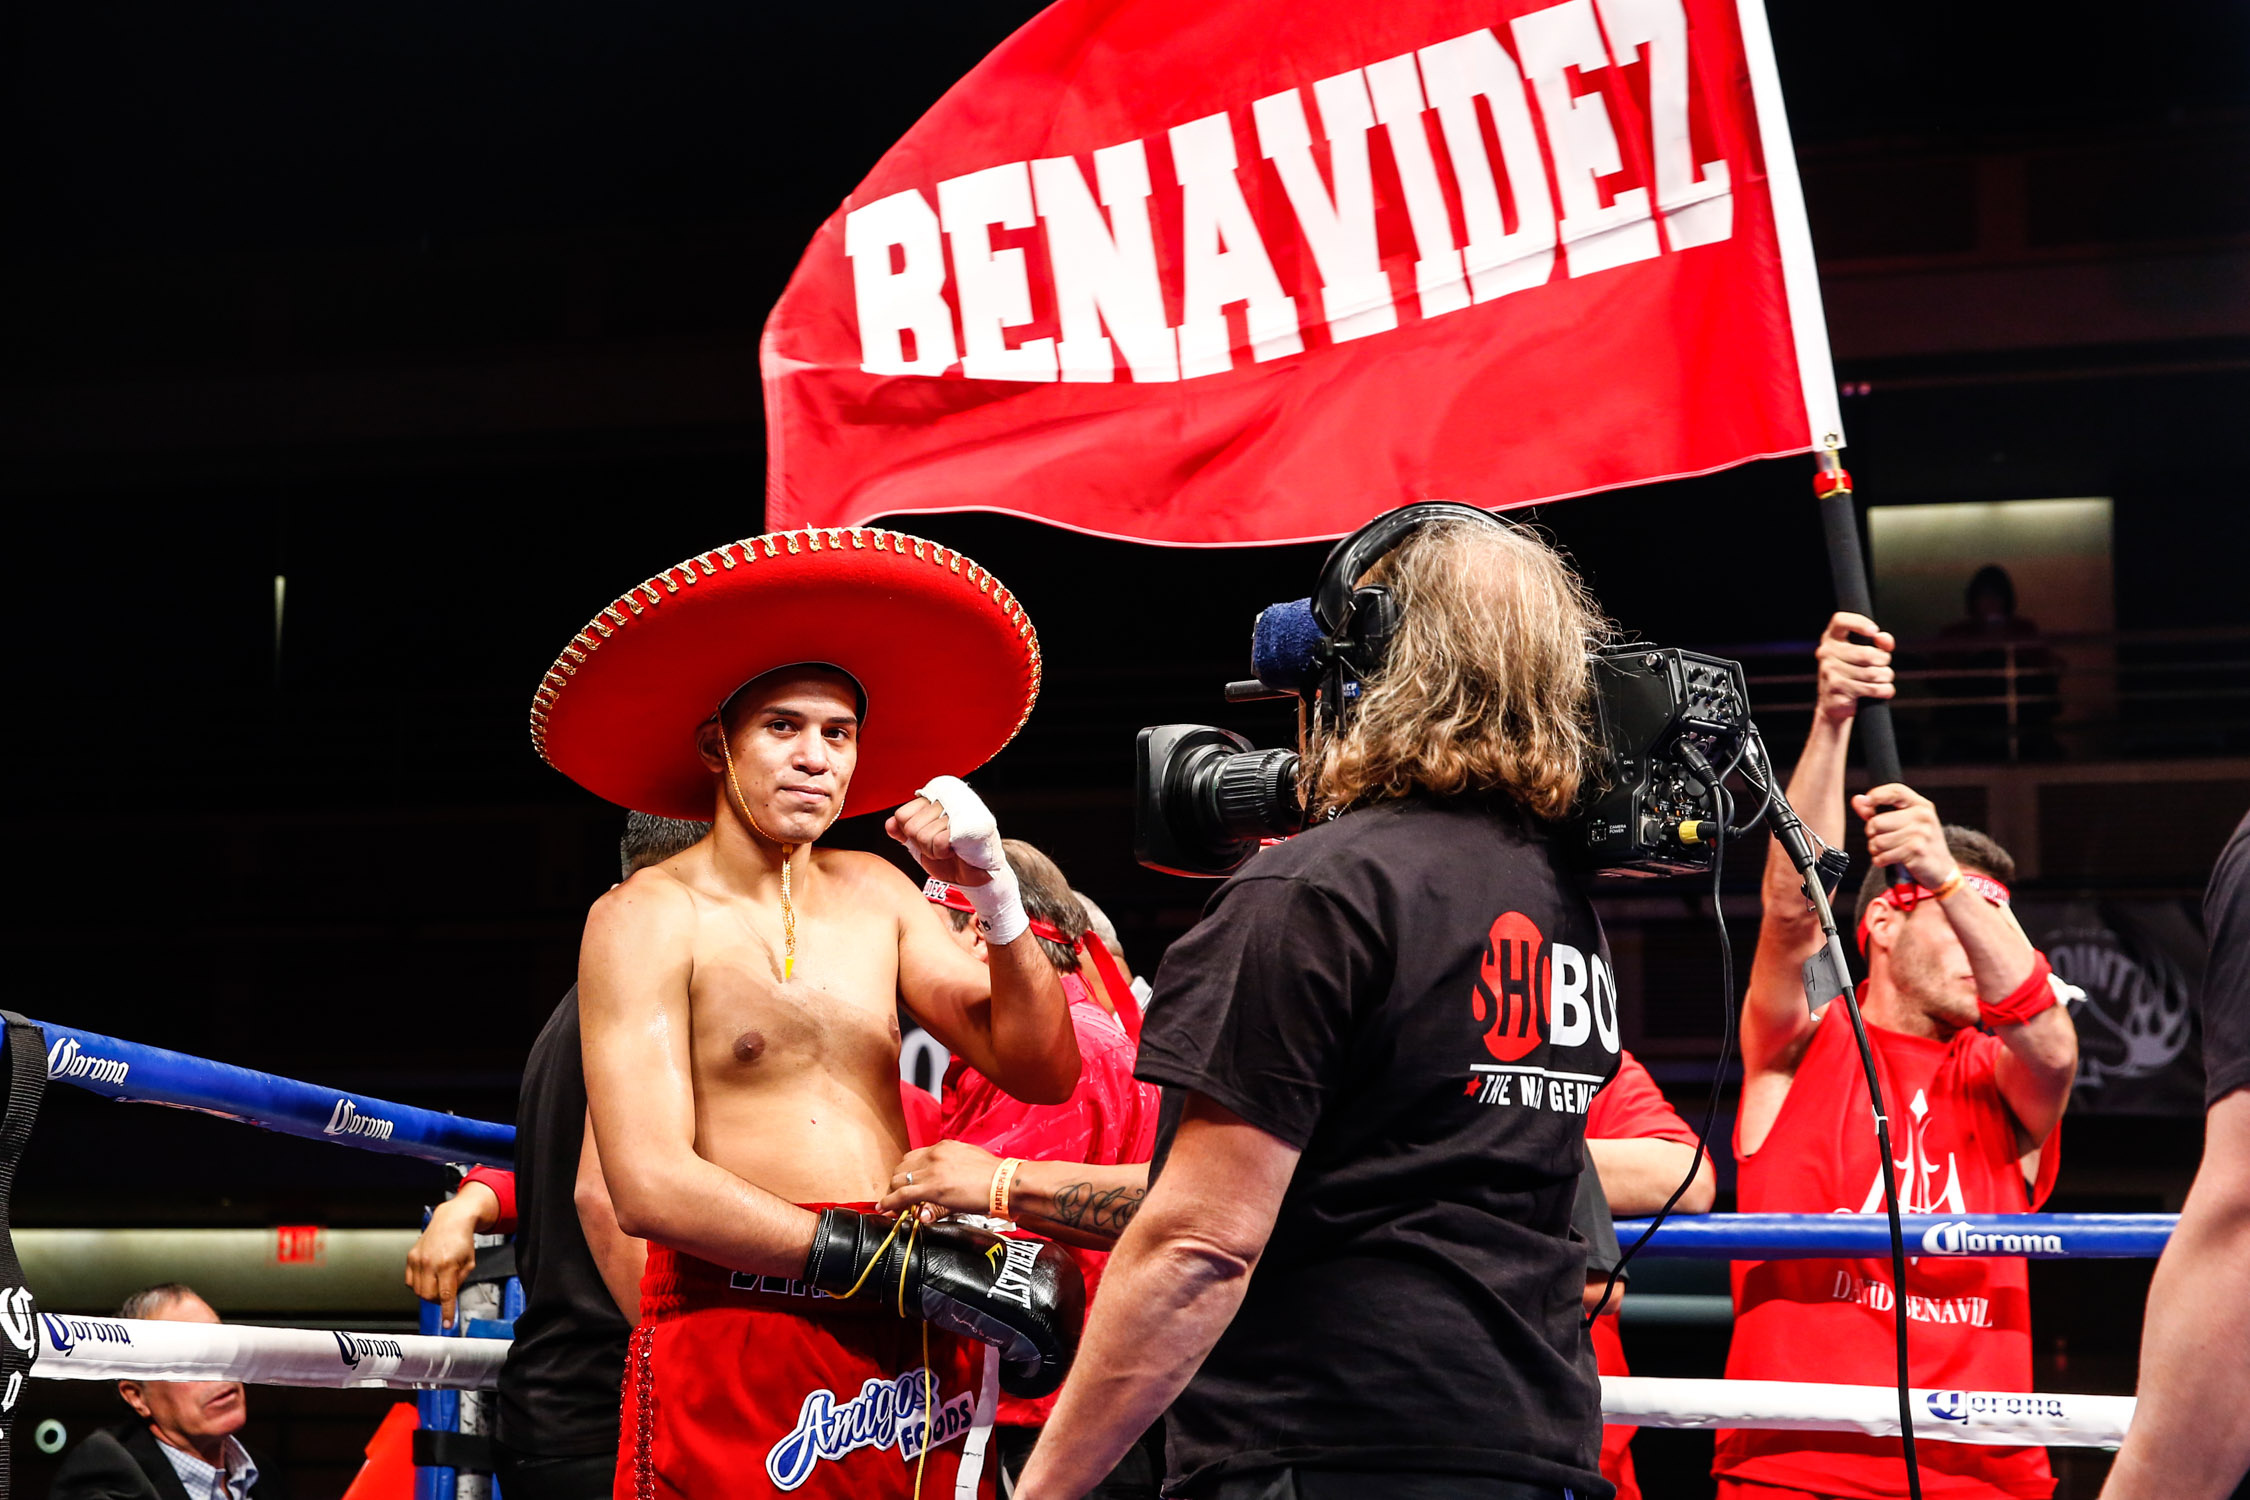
[917,776,1028,945]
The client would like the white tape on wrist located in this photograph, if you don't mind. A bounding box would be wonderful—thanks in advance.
[917,776,1029,945]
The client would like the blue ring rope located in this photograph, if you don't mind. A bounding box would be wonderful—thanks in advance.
[33,1019,514,1169]
[1612,1212,2175,1259]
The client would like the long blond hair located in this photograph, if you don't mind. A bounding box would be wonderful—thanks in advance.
[1306,517,1611,821]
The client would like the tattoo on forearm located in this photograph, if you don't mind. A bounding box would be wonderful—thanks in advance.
[1049,1181,1146,1236]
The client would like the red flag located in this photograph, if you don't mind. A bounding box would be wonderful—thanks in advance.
[763,0,1840,546]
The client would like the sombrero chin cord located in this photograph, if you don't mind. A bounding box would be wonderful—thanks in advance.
[719,734,811,980]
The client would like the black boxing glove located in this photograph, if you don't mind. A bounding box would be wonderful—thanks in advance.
[804,1208,1085,1398]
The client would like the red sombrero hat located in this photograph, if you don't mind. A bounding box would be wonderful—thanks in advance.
[531,527,1041,820]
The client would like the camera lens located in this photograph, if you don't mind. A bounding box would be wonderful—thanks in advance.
[1137,725,1305,878]
[1201,746,1304,844]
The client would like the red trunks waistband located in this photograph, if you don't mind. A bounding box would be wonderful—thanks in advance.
[641,1204,898,1323]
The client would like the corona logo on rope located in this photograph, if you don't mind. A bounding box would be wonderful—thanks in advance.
[41,1315,131,1356]
[1920,1221,2066,1257]
[46,1036,129,1086]
[332,1331,406,1369]
[323,1099,395,1142]
[1924,1389,2069,1426]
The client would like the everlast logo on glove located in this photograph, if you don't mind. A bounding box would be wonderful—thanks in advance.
[804,1208,1086,1398]
[985,1237,1043,1311]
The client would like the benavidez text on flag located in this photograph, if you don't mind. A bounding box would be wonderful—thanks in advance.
[843,0,1733,384]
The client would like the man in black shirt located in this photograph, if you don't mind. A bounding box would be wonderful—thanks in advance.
[405,812,708,1500]
[1018,506,1623,1500]
[2100,810,2250,1500]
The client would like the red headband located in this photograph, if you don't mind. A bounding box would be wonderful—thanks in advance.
[1856,871,2011,954]
[923,880,1142,1045]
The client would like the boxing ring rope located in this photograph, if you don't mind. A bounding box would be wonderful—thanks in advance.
[29,1314,506,1390]
[1,1018,2177,1479]
[32,1019,515,1169]
[20,1315,2146,1450]
[1613,1212,2176,1260]
[1604,1378,2136,1449]
[0,1018,519,1498]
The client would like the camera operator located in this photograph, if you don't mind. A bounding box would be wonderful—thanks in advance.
[1017,508,1623,1500]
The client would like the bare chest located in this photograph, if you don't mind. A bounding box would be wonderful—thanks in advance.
[687,905,902,1083]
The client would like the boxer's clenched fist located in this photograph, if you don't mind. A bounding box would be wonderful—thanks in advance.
[888,776,1030,944]
[886,794,985,887]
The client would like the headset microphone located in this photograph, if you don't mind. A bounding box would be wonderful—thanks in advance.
[1249,598,1323,692]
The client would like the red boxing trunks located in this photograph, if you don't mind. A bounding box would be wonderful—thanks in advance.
[619,1232,1000,1499]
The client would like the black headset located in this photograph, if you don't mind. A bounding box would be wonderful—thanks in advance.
[1307,500,1510,727]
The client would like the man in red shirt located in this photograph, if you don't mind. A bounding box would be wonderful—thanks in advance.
[885,841,1161,1497]
[1719,612,2079,1500]
[1588,1050,1715,1500]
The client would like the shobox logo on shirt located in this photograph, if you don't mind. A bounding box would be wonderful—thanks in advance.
[1471,912,1621,1063]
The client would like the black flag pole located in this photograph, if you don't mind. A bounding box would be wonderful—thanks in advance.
[1808,444,1925,1500]
[1812,447,1905,789]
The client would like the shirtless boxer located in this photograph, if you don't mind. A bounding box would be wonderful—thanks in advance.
[528,529,1086,1499]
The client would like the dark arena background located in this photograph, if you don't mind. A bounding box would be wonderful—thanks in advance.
[5,2,2250,1496]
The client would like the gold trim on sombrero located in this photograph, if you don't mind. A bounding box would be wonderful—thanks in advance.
[526,527,1043,769]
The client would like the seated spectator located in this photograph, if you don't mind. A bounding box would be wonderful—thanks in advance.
[50,1283,288,1500]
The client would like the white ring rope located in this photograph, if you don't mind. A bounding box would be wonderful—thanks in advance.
[1605,1377,2135,1449]
[29,1315,504,1391]
[23,1318,2138,1446]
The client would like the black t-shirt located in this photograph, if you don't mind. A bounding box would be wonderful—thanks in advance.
[2202,811,2250,1107]
[496,987,633,1456]
[1136,798,1622,1497]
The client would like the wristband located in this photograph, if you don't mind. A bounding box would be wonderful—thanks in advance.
[964,860,1030,946]
[988,1158,1023,1220]
[1978,950,2058,1029]
[1927,868,1966,902]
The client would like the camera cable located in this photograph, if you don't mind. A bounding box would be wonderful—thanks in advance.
[1737,730,1926,1500]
